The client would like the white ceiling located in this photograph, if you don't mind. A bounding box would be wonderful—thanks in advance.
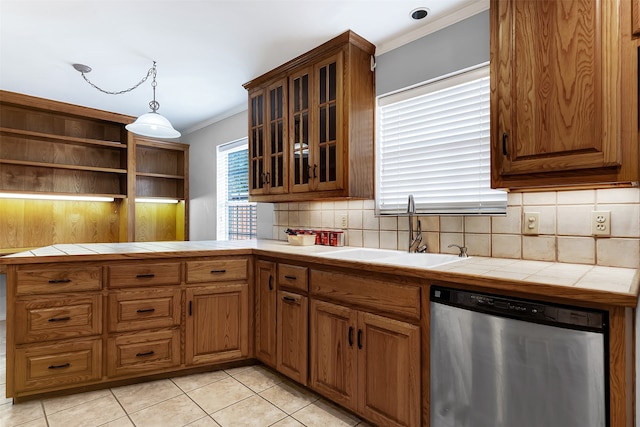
[0,0,487,135]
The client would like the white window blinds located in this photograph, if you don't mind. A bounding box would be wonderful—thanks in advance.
[216,138,257,240]
[376,64,506,216]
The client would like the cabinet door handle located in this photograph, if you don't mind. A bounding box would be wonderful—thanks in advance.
[48,363,70,370]
[136,308,155,314]
[136,351,155,357]
[189,301,192,316]
[48,278,71,284]
[265,172,271,185]
[312,164,318,179]
[348,326,354,347]
[268,275,273,291]
[284,275,297,280]
[357,329,363,349]
[136,273,155,279]
[282,295,299,304]
[210,269,226,274]
[48,316,71,322]
[502,132,508,156]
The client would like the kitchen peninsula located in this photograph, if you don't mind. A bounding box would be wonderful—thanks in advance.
[1,240,637,427]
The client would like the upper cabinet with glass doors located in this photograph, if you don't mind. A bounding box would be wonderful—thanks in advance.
[244,31,375,202]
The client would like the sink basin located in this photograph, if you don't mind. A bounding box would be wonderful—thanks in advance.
[319,248,405,261]
[380,253,464,268]
[319,247,467,268]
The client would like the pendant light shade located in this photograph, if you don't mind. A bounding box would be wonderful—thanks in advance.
[126,112,181,138]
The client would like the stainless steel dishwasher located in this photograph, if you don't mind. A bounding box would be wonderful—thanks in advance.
[430,286,608,427]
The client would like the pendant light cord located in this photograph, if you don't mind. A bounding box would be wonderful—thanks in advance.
[77,62,156,96]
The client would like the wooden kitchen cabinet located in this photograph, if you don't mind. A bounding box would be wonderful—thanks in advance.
[255,260,277,367]
[184,257,251,366]
[248,78,288,197]
[277,290,308,384]
[244,30,375,202]
[310,299,420,427]
[491,0,638,189]
[185,283,250,365]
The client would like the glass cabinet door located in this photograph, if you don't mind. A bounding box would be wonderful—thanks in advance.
[315,52,343,191]
[249,90,265,194]
[267,79,287,194]
[290,67,312,193]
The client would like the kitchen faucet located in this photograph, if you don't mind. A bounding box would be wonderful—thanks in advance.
[407,194,427,253]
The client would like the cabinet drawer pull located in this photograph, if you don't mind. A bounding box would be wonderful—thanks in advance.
[136,308,155,313]
[284,275,297,280]
[210,269,227,274]
[357,329,363,349]
[348,326,354,347]
[136,273,155,279]
[282,296,298,304]
[48,279,71,284]
[48,316,71,322]
[48,363,70,370]
[136,351,155,357]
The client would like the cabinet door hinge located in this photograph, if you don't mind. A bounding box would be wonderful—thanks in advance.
[370,55,376,72]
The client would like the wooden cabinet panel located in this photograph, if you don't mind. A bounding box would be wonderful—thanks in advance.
[310,269,420,320]
[16,264,102,295]
[14,338,102,394]
[108,262,181,288]
[108,287,181,332]
[15,295,101,344]
[255,260,277,367]
[185,283,249,365]
[491,0,631,189]
[107,329,180,377]
[278,263,308,292]
[277,290,308,385]
[309,299,357,409]
[357,312,420,427]
[186,258,248,283]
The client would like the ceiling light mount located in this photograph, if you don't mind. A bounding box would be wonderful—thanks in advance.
[72,61,180,138]
[410,7,430,20]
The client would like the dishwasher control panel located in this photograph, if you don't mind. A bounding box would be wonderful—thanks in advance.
[431,286,606,332]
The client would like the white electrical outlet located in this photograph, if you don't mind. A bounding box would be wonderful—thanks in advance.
[523,212,540,235]
[591,211,611,237]
[339,213,348,229]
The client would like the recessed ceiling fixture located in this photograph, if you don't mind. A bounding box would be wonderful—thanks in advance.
[72,61,180,139]
[410,7,430,20]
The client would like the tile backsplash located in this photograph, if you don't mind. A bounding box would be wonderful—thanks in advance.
[271,188,640,268]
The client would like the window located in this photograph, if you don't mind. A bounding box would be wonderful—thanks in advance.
[217,139,257,240]
[376,64,506,216]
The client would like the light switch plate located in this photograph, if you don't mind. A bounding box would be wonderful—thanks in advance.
[523,212,540,235]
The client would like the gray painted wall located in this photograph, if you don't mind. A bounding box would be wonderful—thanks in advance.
[376,10,489,96]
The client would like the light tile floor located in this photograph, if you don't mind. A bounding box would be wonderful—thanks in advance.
[0,321,372,427]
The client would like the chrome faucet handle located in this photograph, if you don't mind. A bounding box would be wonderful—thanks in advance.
[448,244,468,257]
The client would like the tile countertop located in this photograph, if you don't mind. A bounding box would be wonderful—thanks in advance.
[1,239,638,307]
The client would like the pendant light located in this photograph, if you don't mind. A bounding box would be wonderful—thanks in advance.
[73,61,180,138]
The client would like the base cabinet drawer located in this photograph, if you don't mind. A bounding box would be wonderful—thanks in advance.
[107,329,180,377]
[108,263,181,288]
[16,265,102,295]
[108,288,181,332]
[15,295,102,344]
[186,259,248,283]
[14,339,102,394]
